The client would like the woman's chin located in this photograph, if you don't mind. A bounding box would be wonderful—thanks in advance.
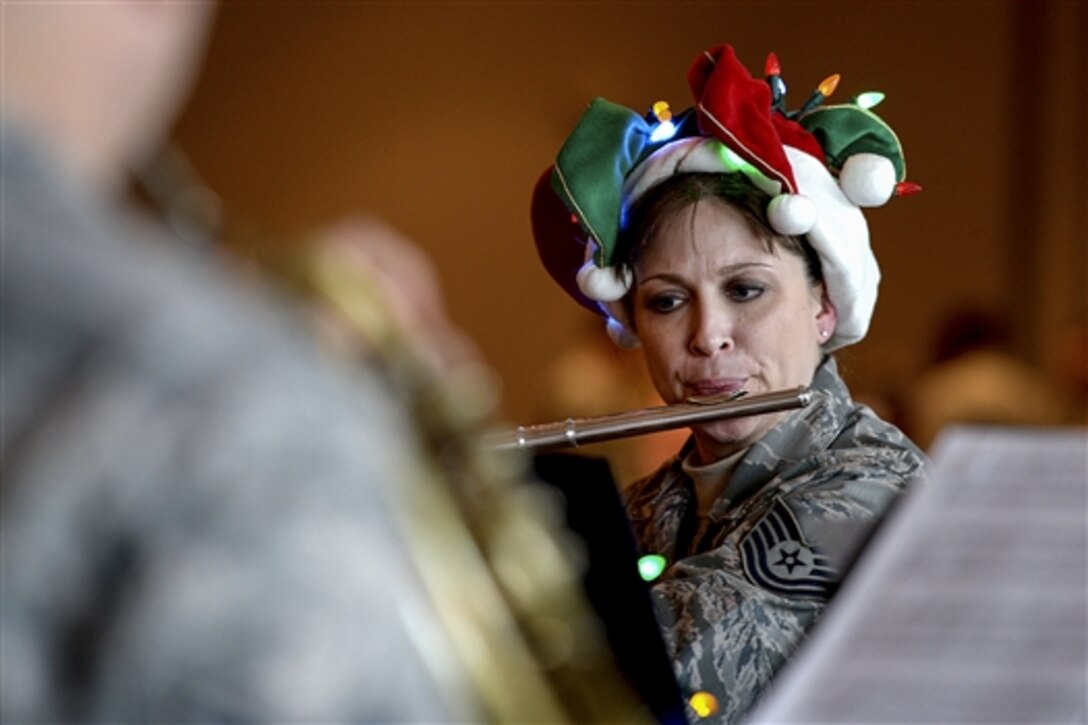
[693,415,781,461]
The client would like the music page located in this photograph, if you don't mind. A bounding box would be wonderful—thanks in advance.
[749,425,1088,724]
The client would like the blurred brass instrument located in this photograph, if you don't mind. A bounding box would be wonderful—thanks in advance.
[138,147,653,722]
[263,243,654,723]
[481,387,813,452]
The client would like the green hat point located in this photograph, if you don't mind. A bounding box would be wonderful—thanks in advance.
[799,104,906,181]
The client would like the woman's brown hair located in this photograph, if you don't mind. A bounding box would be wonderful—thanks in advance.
[616,172,824,285]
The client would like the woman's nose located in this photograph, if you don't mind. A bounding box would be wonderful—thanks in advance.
[688,301,734,356]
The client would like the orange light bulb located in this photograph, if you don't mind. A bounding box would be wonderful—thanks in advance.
[651,100,672,123]
[817,73,841,97]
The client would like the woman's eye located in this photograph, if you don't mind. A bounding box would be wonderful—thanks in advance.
[727,282,765,302]
[646,293,684,313]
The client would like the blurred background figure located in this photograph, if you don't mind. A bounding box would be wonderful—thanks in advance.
[1054,321,1088,426]
[1,4,633,722]
[898,309,1070,450]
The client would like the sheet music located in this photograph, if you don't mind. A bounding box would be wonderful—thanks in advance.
[749,425,1088,724]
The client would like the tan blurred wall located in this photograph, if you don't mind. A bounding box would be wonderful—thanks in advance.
[174,0,1085,427]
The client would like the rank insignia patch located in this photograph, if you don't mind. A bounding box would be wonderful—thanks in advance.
[741,499,838,599]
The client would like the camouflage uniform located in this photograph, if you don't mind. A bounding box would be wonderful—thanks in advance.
[1,125,473,721]
[623,357,927,723]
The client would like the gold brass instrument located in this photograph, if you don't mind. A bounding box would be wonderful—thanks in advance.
[262,241,646,723]
[480,387,813,452]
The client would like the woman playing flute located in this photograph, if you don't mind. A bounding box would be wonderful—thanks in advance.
[530,43,927,723]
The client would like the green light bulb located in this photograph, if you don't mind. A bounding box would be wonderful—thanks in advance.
[856,91,886,110]
[637,554,667,582]
[719,146,754,173]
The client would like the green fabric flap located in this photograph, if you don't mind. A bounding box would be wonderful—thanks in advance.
[800,105,906,180]
[551,98,652,266]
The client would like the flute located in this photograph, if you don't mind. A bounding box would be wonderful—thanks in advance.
[480,386,813,452]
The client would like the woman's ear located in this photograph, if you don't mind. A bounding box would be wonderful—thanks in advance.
[815,285,837,340]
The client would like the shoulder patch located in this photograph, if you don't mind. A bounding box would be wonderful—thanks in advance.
[740,498,838,600]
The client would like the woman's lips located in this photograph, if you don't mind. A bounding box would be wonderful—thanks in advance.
[685,378,748,397]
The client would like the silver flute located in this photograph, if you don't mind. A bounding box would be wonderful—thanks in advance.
[480,386,813,452]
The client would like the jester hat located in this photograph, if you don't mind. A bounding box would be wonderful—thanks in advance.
[531,44,918,351]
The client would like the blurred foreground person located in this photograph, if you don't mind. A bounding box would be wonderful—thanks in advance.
[1,4,633,722]
[531,44,928,722]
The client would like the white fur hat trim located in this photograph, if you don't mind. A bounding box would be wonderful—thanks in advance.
[576,260,632,302]
[839,153,897,207]
[623,136,783,205]
[785,146,880,349]
[767,193,818,235]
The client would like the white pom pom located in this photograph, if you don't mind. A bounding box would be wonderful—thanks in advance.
[767,193,818,235]
[606,317,641,349]
[576,261,632,302]
[839,153,896,207]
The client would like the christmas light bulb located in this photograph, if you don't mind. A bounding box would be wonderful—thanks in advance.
[764,52,781,77]
[651,100,672,123]
[795,73,841,116]
[855,91,885,109]
[689,691,719,717]
[637,554,667,581]
[648,100,678,142]
[719,145,755,173]
[895,181,923,196]
[649,119,677,142]
[817,73,841,97]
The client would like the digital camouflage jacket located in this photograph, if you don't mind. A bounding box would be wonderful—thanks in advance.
[623,357,927,724]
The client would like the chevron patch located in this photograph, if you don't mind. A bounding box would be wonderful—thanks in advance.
[740,499,838,600]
